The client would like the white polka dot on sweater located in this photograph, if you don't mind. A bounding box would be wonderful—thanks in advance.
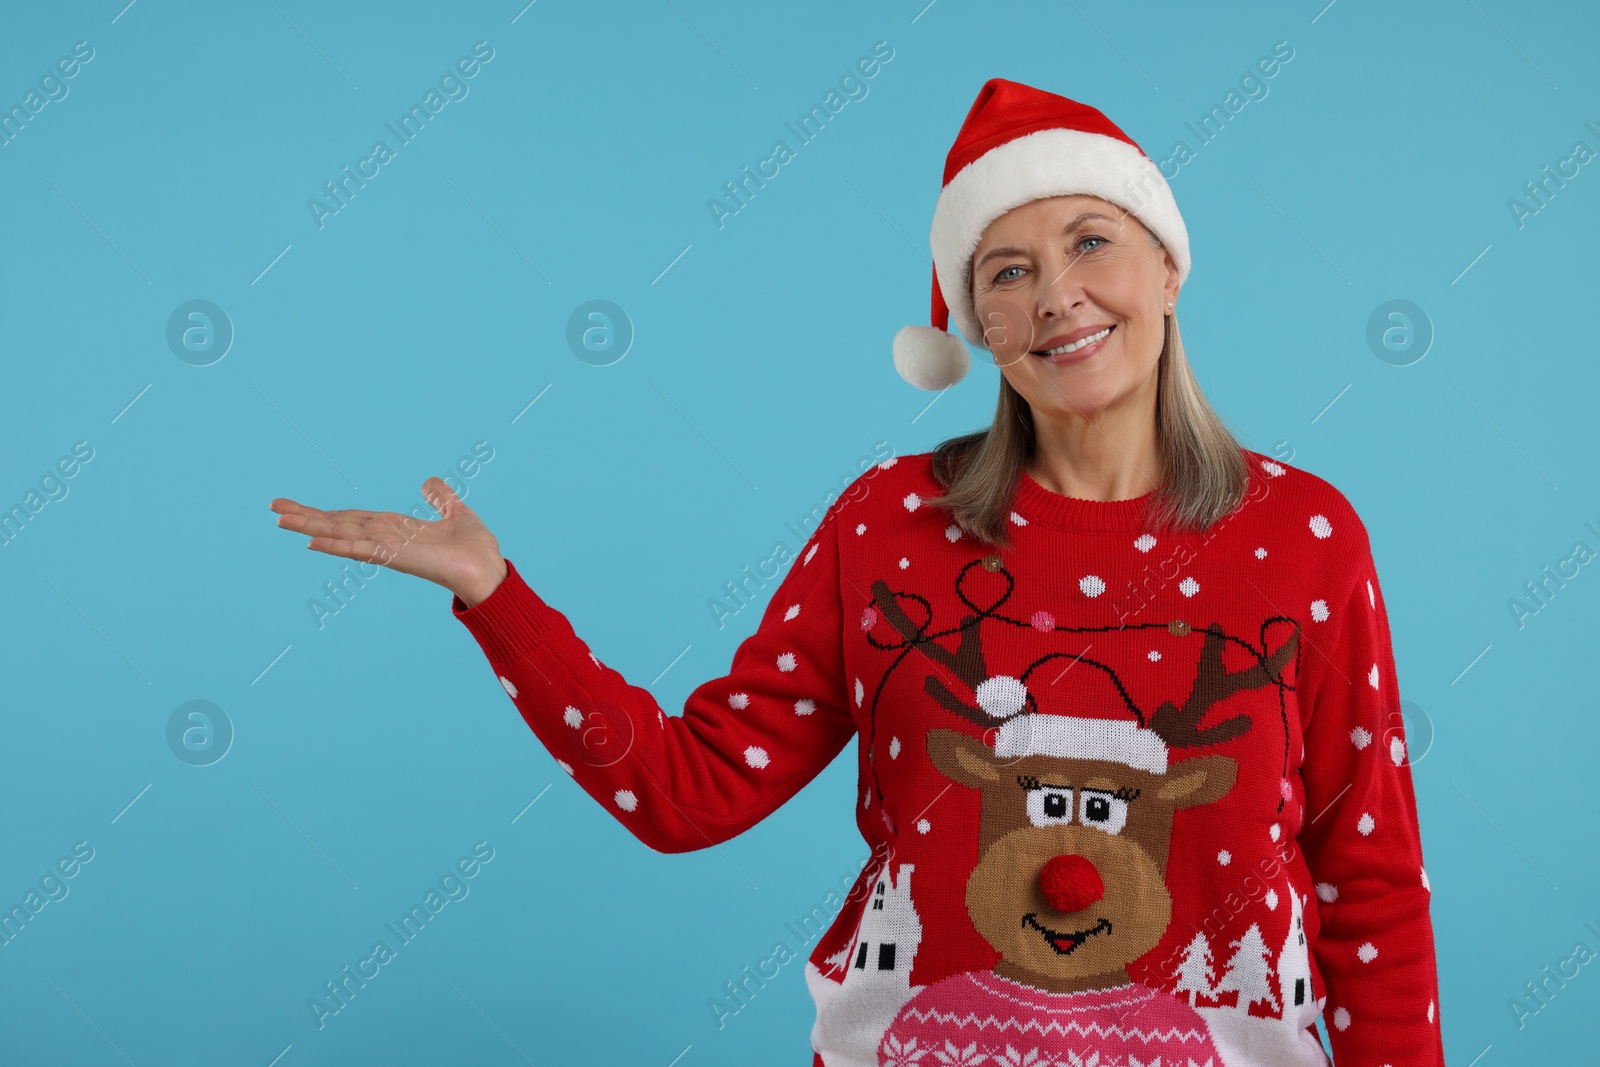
[1217,850,1232,865]
[556,759,574,775]
[744,746,769,769]
[804,543,818,564]
[1254,547,1267,559]
[728,692,750,709]
[1135,534,1156,552]
[1010,511,1028,526]
[1309,514,1333,538]
[856,523,867,535]
[854,679,864,706]
[903,492,921,511]
[898,557,910,569]
[614,789,638,811]
[563,706,583,728]
[776,652,797,672]
[1350,727,1372,750]
[1269,823,1281,842]
[499,676,518,699]
[1421,867,1430,891]
[1316,882,1338,903]
[1428,999,1435,1022]
[1357,942,1378,963]
[1147,650,1161,661]
[1357,812,1376,835]
[1368,579,1375,608]
[1261,460,1286,477]
[1179,576,1199,597]
[889,736,901,758]
[1332,1007,1351,1031]
[1080,575,1106,597]
[1310,599,1330,622]
[784,604,800,621]
[1265,889,1279,910]
[916,818,931,833]
[1390,736,1407,765]
[878,456,898,469]
[944,524,962,542]
[1368,663,1380,689]
[794,698,815,716]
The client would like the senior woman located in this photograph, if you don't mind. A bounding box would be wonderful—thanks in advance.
[272,79,1443,1067]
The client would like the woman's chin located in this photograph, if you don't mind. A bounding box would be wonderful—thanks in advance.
[1017,366,1118,405]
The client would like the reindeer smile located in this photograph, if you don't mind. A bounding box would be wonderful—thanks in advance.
[1022,912,1112,955]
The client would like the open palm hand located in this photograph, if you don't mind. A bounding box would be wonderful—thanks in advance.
[270,476,508,607]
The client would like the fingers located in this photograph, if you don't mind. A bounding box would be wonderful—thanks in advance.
[275,477,457,550]
[274,497,401,541]
[305,535,400,567]
[271,497,386,521]
[278,510,375,540]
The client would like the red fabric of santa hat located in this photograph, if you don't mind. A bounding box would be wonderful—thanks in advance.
[893,78,1191,391]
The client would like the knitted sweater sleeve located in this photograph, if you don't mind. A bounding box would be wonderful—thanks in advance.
[449,510,856,854]
[1296,509,1444,1064]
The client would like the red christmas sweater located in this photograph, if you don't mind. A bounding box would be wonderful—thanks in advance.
[452,449,1443,1067]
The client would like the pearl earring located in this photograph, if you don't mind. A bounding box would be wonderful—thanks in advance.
[1165,302,1173,313]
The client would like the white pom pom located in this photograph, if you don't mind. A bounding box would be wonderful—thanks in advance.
[892,325,971,390]
[975,675,1028,718]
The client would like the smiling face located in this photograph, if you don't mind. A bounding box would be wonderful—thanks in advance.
[968,194,1180,421]
[968,797,1173,984]
[962,756,1176,985]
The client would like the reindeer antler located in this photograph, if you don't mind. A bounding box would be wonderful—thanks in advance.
[1148,623,1298,747]
[870,578,996,726]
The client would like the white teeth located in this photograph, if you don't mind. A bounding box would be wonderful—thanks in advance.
[1042,327,1111,355]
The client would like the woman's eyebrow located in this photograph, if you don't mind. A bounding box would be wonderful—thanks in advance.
[973,211,1121,272]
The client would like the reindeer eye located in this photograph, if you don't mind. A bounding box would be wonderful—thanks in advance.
[1026,787,1074,828]
[1079,790,1129,834]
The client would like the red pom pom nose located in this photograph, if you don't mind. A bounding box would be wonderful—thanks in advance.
[1040,854,1104,914]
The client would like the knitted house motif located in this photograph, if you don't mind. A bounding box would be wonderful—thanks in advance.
[846,861,923,980]
[1278,888,1316,1024]
[805,860,924,1065]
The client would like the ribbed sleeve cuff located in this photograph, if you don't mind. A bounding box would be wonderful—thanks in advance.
[450,558,567,666]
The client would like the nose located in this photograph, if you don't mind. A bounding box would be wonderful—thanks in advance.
[1036,260,1085,322]
[1040,854,1104,913]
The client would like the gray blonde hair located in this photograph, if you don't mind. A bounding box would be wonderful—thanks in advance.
[924,225,1249,550]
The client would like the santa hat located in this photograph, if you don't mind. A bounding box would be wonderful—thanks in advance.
[893,78,1191,391]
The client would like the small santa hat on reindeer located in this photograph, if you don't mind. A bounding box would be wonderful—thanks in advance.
[893,78,1192,391]
[974,670,1172,773]
[951,615,1287,772]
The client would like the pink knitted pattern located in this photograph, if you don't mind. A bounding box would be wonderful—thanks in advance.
[879,971,1222,1067]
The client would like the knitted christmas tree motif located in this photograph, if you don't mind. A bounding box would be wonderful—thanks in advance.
[858,553,1301,1065]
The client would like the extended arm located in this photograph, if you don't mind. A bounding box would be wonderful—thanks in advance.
[452,511,857,853]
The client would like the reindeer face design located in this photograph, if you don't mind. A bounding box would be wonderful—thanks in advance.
[928,732,1238,991]
[866,563,1299,996]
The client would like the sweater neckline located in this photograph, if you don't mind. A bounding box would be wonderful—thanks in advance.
[970,968,1148,1007]
[1012,467,1159,532]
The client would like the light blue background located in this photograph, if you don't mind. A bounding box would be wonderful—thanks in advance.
[2,0,1595,1063]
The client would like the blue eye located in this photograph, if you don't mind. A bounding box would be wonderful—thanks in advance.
[1078,235,1107,252]
[994,265,1023,283]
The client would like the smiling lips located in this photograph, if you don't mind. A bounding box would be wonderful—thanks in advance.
[1032,324,1115,358]
[1023,913,1113,955]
